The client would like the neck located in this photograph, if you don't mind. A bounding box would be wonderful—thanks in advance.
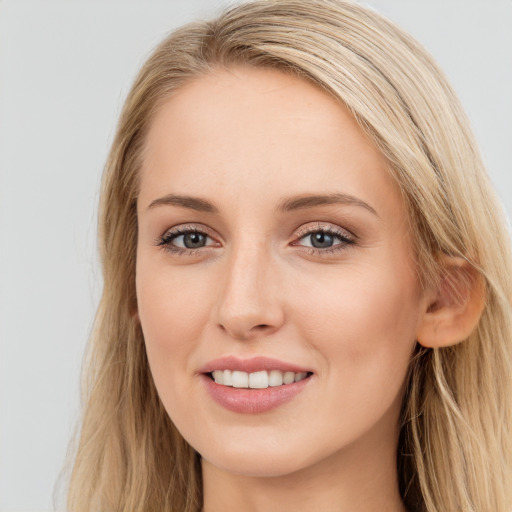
[201,418,407,512]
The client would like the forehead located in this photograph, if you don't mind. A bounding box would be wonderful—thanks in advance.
[139,66,403,219]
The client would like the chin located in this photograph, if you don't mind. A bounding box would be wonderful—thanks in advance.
[196,431,331,479]
[202,450,311,478]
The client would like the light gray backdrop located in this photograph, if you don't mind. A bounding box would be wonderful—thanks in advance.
[0,1,510,510]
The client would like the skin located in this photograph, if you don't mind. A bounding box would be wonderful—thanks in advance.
[136,66,432,512]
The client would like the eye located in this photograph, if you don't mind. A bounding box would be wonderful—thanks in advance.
[303,231,338,249]
[173,231,209,249]
[293,224,355,255]
[156,226,218,255]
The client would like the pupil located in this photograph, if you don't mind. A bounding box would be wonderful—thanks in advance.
[184,232,206,249]
[311,232,333,249]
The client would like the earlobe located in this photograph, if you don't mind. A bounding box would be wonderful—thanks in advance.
[417,256,486,348]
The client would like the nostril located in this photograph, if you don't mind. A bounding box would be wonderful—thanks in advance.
[216,317,281,340]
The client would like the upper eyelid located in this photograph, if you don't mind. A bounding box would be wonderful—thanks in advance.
[161,224,217,239]
[160,221,351,234]
[294,222,356,240]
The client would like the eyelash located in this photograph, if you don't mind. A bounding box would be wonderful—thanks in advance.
[156,226,218,257]
[156,224,356,257]
[292,224,356,255]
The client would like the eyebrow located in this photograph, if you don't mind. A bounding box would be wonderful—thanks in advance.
[147,192,378,216]
[147,194,219,213]
[277,193,378,216]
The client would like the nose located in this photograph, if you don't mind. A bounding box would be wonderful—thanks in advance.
[212,243,285,341]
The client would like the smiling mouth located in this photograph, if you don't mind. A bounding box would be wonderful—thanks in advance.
[208,369,312,389]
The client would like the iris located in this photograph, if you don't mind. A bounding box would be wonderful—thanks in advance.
[310,232,334,248]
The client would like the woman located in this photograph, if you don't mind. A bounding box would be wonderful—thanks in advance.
[66,1,512,510]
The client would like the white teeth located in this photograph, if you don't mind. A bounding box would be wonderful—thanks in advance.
[283,371,295,385]
[268,370,283,387]
[223,369,233,386]
[232,370,249,388]
[249,370,268,389]
[211,369,309,389]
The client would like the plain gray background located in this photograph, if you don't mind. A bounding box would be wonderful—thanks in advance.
[0,1,510,510]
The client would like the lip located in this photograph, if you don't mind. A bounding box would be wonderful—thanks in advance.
[197,355,312,374]
[201,374,312,414]
[198,356,313,414]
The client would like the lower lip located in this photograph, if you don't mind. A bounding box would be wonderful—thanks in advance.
[201,374,312,414]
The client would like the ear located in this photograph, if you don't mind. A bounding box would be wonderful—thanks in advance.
[417,256,486,348]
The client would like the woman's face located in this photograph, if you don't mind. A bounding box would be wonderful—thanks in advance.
[136,67,429,477]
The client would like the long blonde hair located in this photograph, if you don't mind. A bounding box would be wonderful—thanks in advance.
[65,1,512,510]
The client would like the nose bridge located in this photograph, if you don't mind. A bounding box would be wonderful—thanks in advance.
[214,235,284,340]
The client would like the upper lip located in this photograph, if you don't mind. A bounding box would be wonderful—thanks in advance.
[197,356,312,375]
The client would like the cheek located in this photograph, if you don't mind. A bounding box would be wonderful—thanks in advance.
[286,265,420,449]
[292,258,421,392]
[135,260,212,377]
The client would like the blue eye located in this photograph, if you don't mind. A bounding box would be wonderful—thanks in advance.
[156,224,355,257]
[157,228,216,254]
[175,232,208,249]
[295,227,355,254]
[305,231,336,249]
